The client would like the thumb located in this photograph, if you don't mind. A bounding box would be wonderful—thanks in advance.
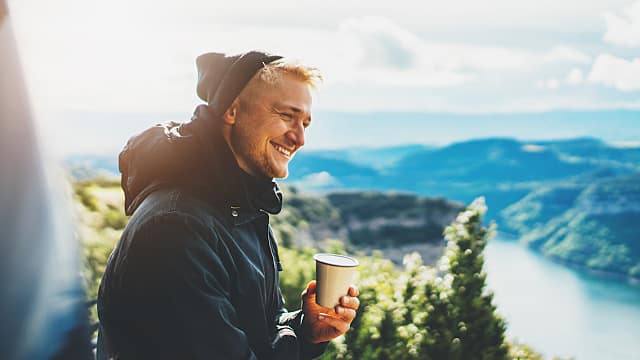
[302,280,317,300]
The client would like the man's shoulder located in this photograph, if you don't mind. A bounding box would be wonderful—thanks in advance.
[126,186,228,235]
[99,187,231,299]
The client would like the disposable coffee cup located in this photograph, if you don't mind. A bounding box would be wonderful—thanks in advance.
[314,253,359,308]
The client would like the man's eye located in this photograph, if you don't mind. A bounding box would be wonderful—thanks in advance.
[279,112,293,119]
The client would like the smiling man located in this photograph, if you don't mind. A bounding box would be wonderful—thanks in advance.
[225,64,311,180]
[97,51,359,359]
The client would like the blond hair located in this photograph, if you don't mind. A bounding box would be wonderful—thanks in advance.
[257,60,322,89]
[237,60,322,110]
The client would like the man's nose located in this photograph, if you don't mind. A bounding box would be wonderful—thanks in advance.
[286,122,305,148]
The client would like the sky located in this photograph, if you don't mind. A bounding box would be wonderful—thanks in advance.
[5,0,640,154]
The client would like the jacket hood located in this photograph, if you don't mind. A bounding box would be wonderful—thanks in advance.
[119,105,282,216]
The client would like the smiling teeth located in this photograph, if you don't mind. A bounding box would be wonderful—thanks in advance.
[273,143,291,157]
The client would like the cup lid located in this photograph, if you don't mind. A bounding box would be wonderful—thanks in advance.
[314,253,359,267]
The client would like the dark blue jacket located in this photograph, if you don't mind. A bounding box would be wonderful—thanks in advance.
[97,106,326,359]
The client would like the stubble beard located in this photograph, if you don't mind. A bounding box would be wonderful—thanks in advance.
[259,144,289,179]
[231,127,285,179]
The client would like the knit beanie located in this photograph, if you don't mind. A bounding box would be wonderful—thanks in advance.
[196,51,283,117]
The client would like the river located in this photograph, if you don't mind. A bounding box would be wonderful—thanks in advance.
[484,238,640,360]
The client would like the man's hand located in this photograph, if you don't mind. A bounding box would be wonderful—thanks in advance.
[301,280,360,344]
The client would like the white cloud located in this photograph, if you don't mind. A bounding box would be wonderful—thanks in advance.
[333,17,592,90]
[603,0,640,47]
[546,78,560,89]
[608,140,640,148]
[542,46,591,64]
[338,17,420,70]
[334,17,473,88]
[536,78,561,90]
[566,68,584,85]
[298,172,339,188]
[522,144,547,152]
[588,54,640,91]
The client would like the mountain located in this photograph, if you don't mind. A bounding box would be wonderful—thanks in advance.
[502,172,640,279]
[290,138,639,221]
[534,137,640,169]
[326,192,464,247]
[303,144,433,170]
[272,187,464,265]
[500,184,584,234]
[287,154,381,189]
[391,138,600,183]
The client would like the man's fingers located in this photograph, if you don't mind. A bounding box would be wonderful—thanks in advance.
[340,295,360,310]
[348,285,359,297]
[318,313,350,334]
[334,306,357,322]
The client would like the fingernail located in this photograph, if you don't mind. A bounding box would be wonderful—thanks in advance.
[318,315,325,320]
[343,297,349,305]
[337,307,344,314]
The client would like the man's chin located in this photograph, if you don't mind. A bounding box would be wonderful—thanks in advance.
[271,164,289,179]
[273,169,289,180]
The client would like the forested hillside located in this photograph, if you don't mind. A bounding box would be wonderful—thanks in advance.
[502,172,640,279]
[273,190,464,264]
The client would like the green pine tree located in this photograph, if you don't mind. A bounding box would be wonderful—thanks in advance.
[442,197,509,360]
[326,253,405,360]
[398,253,459,360]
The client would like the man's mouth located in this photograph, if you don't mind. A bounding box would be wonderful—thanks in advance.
[271,142,292,158]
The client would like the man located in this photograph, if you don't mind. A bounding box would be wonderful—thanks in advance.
[97,51,360,359]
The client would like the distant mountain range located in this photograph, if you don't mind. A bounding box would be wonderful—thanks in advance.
[65,136,640,279]
[64,136,640,222]
[287,137,638,219]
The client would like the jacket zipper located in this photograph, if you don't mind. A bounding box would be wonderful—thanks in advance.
[266,224,278,312]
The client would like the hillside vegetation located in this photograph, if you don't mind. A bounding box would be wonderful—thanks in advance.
[502,172,640,279]
[269,188,464,265]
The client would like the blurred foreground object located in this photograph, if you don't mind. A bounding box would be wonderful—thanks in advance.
[0,2,92,359]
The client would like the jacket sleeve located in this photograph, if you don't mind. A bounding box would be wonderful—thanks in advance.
[271,237,328,359]
[276,306,328,359]
[122,213,258,360]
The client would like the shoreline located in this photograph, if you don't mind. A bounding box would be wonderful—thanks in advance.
[373,234,640,286]
[494,232,640,285]
[536,247,640,286]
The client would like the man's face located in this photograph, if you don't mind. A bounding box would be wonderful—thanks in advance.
[229,74,312,179]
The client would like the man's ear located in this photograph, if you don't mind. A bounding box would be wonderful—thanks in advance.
[222,98,240,125]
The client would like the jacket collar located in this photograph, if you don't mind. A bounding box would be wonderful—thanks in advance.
[182,105,283,223]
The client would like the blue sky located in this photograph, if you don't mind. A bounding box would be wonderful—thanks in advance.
[6,0,640,154]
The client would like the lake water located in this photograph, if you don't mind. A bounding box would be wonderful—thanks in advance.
[484,238,640,360]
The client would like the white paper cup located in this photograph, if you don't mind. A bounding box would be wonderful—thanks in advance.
[314,253,359,308]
